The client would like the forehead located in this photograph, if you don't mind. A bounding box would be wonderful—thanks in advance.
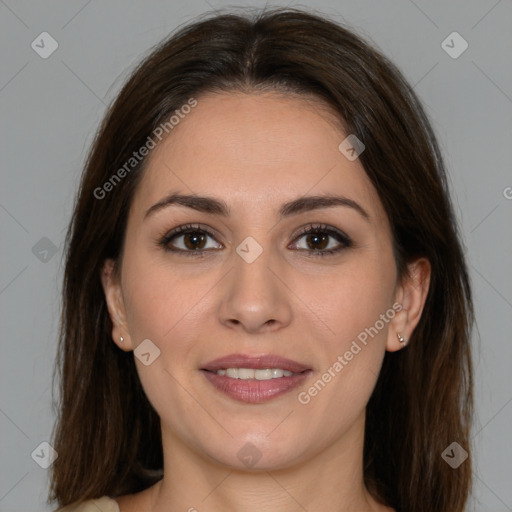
[130,91,387,224]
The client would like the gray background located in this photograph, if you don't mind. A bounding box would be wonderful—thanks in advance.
[1,1,511,511]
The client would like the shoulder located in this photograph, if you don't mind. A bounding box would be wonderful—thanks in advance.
[54,496,120,512]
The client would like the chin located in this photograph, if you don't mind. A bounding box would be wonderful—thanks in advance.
[201,432,307,472]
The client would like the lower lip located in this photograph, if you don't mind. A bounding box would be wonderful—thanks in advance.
[201,370,311,403]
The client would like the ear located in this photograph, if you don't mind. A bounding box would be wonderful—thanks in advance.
[100,258,133,351]
[386,257,431,352]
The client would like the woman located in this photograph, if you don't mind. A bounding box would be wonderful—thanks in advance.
[49,7,474,512]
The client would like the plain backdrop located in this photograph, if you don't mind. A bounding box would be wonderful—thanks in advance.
[1,1,511,511]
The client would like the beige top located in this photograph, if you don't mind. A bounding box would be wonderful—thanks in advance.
[56,496,120,512]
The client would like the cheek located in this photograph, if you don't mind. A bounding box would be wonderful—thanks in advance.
[123,268,173,342]
[120,253,210,428]
[122,242,192,331]
[120,248,218,368]
[307,252,396,345]
[298,250,396,404]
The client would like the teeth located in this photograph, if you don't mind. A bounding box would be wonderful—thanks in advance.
[214,368,296,380]
[254,369,273,380]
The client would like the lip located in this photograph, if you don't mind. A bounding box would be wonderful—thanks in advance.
[201,353,311,373]
[200,353,312,404]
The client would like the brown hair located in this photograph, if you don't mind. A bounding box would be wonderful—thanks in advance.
[48,7,474,512]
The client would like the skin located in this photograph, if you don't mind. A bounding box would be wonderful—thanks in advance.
[101,91,430,512]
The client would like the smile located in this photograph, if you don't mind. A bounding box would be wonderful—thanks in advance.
[200,353,312,403]
[212,368,296,379]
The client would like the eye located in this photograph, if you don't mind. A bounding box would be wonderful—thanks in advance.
[290,223,352,257]
[158,223,222,256]
[157,222,352,257]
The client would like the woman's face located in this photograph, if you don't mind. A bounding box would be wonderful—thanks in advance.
[102,91,419,471]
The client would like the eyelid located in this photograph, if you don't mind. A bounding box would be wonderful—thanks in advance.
[158,222,352,256]
[291,223,351,245]
[288,223,352,256]
[158,223,223,253]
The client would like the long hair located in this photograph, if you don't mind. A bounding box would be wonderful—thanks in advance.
[48,8,474,512]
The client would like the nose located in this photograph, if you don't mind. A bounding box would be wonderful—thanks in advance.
[217,241,293,334]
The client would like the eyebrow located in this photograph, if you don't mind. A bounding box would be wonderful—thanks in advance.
[144,192,370,222]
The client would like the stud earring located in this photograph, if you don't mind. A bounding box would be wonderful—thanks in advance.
[397,333,408,346]
[120,336,124,343]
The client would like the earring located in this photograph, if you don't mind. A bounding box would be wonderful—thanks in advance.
[397,333,408,346]
[120,336,124,343]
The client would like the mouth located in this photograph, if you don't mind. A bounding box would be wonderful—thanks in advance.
[200,353,312,403]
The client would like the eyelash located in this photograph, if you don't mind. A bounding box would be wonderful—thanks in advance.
[157,223,353,258]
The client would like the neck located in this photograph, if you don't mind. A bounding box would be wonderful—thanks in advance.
[148,412,390,512]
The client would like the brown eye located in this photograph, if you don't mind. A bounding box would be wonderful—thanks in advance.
[182,231,207,250]
[291,224,352,257]
[159,224,222,256]
[303,232,329,251]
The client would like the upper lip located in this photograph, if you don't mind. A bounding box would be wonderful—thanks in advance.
[201,353,311,373]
